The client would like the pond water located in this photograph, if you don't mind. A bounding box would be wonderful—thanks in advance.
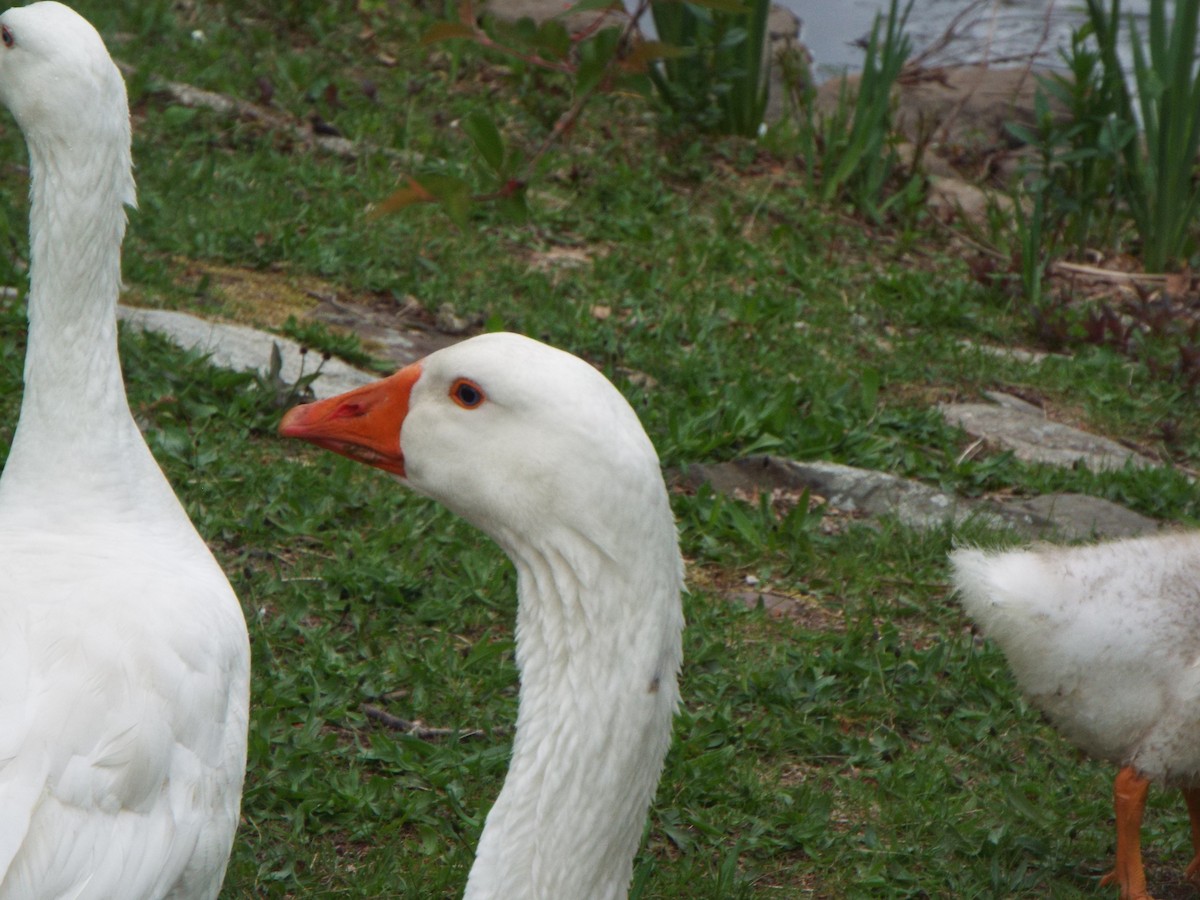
[782,0,1153,79]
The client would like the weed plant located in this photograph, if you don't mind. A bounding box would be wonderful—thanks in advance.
[1003,0,1200,392]
[1018,0,1200,272]
[1007,23,1134,261]
[0,1,1197,897]
[785,0,919,222]
[1123,0,1200,271]
[648,0,771,137]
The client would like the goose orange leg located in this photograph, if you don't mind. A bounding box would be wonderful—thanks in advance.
[1184,785,1200,888]
[1098,767,1153,900]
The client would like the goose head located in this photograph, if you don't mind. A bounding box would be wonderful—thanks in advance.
[280,332,671,560]
[0,1,134,205]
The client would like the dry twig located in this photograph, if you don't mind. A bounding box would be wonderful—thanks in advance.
[1049,260,1169,285]
[362,704,504,742]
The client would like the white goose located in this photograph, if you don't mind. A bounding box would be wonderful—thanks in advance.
[0,4,249,898]
[280,332,684,899]
[952,535,1200,900]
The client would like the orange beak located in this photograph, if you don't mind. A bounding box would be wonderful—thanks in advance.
[278,362,422,477]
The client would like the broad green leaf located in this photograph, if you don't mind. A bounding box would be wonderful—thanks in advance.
[575,26,621,96]
[716,26,749,51]
[497,15,539,43]
[532,19,571,59]
[417,173,473,229]
[497,188,530,224]
[462,112,505,175]
[1004,122,1039,146]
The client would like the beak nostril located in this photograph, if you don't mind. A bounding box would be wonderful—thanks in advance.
[331,402,365,420]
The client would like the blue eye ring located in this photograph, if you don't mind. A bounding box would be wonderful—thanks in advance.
[450,378,485,410]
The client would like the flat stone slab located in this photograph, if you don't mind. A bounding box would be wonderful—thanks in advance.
[118,306,375,399]
[119,306,1162,543]
[939,390,1156,472]
[677,456,976,529]
[672,455,1161,541]
[1002,493,1159,541]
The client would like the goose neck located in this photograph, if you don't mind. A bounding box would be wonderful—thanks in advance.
[23,136,130,406]
[463,525,683,900]
[0,128,160,515]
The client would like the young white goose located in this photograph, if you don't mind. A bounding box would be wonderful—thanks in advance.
[280,332,685,899]
[952,535,1200,900]
[0,4,249,898]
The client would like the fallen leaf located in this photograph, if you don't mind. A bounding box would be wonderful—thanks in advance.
[368,177,437,220]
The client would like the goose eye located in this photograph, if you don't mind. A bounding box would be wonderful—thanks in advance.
[450,378,485,410]
[2,26,13,49]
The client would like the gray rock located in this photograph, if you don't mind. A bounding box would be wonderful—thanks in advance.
[481,0,631,34]
[763,7,807,122]
[1003,493,1159,541]
[118,306,376,399]
[675,455,988,528]
[939,391,1156,472]
[812,65,1064,150]
[927,174,1014,226]
[672,455,1161,541]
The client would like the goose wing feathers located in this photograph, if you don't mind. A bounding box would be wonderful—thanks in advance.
[0,531,248,900]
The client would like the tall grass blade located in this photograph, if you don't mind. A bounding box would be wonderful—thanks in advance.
[1093,0,1200,270]
[815,0,913,219]
[648,0,770,136]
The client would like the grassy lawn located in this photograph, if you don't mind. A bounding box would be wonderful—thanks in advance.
[3,1,1200,896]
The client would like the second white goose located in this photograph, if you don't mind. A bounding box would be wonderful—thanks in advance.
[280,332,685,899]
[953,535,1200,900]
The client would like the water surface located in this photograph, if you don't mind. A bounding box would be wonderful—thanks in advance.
[783,0,1152,78]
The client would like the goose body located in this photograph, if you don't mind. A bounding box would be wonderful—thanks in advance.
[0,4,249,898]
[952,534,1200,899]
[280,332,684,899]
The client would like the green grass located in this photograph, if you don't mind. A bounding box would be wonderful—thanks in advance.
[2,1,1200,896]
